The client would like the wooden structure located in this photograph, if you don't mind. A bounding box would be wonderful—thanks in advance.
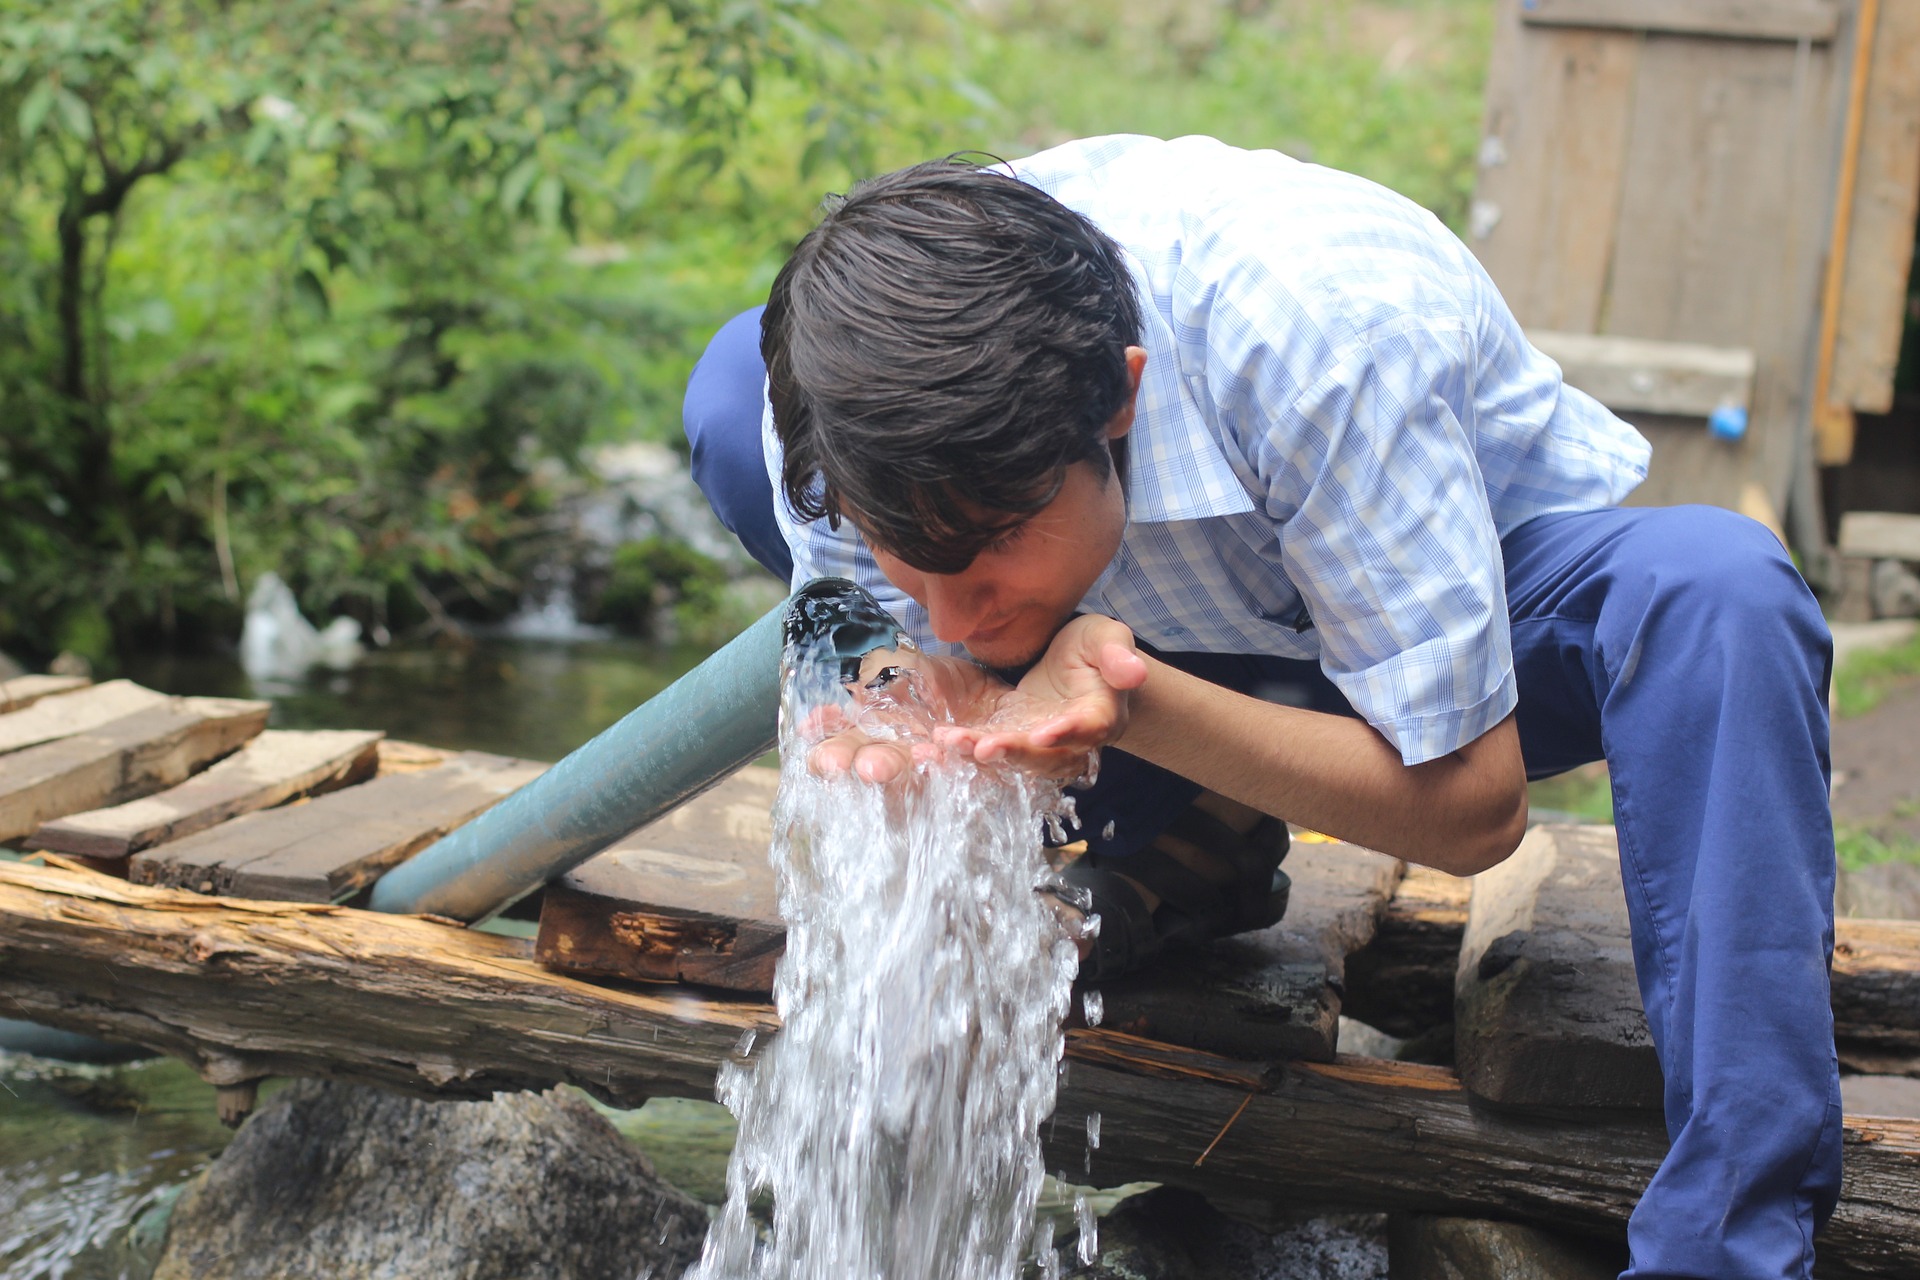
[4,677,1920,1275]
[1470,0,1920,535]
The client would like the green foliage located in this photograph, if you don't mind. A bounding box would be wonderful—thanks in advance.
[1836,824,1920,872]
[589,536,729,638]
[0,0,1492,662]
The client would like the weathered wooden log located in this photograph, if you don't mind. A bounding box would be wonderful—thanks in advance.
[1,858,1915,1277]
[32,729,383,859]
[1342,832,1920,1083]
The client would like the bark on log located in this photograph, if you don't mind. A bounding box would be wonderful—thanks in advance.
[1,858,1915,1276]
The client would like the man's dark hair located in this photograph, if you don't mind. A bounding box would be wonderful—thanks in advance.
[762,157,1143,575]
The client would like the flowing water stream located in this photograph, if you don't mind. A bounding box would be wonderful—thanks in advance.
[690,586,1090,1280]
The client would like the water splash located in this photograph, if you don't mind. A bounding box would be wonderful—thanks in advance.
[690,582,1085,1280]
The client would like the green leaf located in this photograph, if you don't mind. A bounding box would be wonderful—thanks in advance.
[50,85,91,140]
[498,157,540,213]
[531,172,563,230]
[17,78,53,139]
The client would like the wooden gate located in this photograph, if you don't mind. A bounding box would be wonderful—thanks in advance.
[1468,0,1920,533]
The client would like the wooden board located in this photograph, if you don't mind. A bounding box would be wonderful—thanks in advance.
[1521,0,1841,43]
[1829,0,1920,416]
[1833,918,1920,1077]
[3,857,1917,1279]
[536,767,784,991]
[0,679,171,755]
[0,675,90,714]
[1528,330,1756,416]
[1471,5,1641,333]
[1088,841,1404,1063]
[1455,825,1664,1112]
[1605,28,1840,514]
[30,729,384,859]
[0,698,270,843]
[130,751,545,902]
[1839,511,1920,561]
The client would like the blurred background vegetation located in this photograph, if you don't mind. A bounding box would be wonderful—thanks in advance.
[0,0,1491,668]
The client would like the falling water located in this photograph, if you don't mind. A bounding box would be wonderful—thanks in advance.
[690,583,1087,1280]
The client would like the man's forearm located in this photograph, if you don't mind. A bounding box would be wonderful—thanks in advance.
[1115,654,1528,875]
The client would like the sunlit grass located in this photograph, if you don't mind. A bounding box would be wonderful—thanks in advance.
[1834,625,1920,718]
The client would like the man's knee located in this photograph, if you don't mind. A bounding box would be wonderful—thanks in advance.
[1614,506,1827,658]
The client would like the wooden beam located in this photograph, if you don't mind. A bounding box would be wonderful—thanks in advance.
[130,752,546,903]
[0,698,270,843]
[30,729,383,859]
[1527,330,1756,417]
[1839,512,1920,561]
[1521,0,1841,43]
[0,679,170,755]
[0,858,1915,1276]
[0,675,90,714]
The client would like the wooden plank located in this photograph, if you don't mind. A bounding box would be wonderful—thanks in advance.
[1455,824,1664,1112]
[1343,863,1472,1038]
[1521,0,1841,42]
[0,698,270,843]
[1830,0,1920,414]
[536,766,784,991]
[1089,841,1404,1062]
[0,679,171,755]
[131,752,545,902]
[1604,28,1841,514]
[0,675,90,714]
[1840,511,1920,560]
[1529,329,1756,415]
[1470,2,1641,332]
[30,729,384,859]
[2,858,1917,1278]
[1833,918,1920,1078]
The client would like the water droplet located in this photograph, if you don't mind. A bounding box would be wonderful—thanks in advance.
[1101,819,1116,841]
[1086,1110,1102,1150]
[733,1029,756,1057]
[1082,989,1104,1028]
[1074,1193,1099,1265]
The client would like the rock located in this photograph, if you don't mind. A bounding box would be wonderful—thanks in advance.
[1454,825,1662,1112]
[0,650,24,681]
[1386,1215,1622,1280]
[155,1079,707,1280]
[1063,1186,1388,1279]
[1837,861,1920,921]
[48,650,91,679]
[1870,559,1920,619]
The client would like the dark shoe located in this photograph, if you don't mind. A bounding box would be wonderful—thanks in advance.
[1058,806,1291,981]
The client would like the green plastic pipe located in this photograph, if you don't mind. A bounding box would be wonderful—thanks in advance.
[367,577,904,923]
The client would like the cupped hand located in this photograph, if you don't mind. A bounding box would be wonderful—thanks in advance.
[800,615,1147,784]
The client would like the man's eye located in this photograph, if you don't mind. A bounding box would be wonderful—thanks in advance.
[983,524,1027,553]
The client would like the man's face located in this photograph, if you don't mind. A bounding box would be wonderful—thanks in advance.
[866,457,1128,668]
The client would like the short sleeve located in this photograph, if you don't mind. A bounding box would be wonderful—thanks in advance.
[1271,323,1516,763]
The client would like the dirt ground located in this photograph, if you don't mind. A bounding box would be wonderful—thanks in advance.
[1831,674,1920,847]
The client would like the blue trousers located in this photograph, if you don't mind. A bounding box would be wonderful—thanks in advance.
[685,309,1843,1278]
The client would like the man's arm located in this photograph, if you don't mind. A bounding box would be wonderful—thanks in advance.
[1119,648,1529,876]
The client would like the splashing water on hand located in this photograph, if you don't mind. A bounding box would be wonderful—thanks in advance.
[689,582,1090,1280]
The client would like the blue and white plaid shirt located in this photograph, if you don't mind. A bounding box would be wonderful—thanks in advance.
[764,135,1650,765]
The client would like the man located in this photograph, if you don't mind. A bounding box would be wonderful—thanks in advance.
[682,135,1840,1279]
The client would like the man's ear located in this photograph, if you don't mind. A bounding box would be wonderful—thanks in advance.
[1107,346,1148,441]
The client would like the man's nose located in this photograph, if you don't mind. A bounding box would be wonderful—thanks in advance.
[922,574,990,644]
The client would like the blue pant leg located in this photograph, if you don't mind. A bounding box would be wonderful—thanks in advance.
[1502,506,1841,1280]
[682,306,794,582]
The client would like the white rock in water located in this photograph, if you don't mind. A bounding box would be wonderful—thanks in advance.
[240,572,362,680]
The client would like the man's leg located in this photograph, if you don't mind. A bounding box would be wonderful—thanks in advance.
[1502,505,1841,1280]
